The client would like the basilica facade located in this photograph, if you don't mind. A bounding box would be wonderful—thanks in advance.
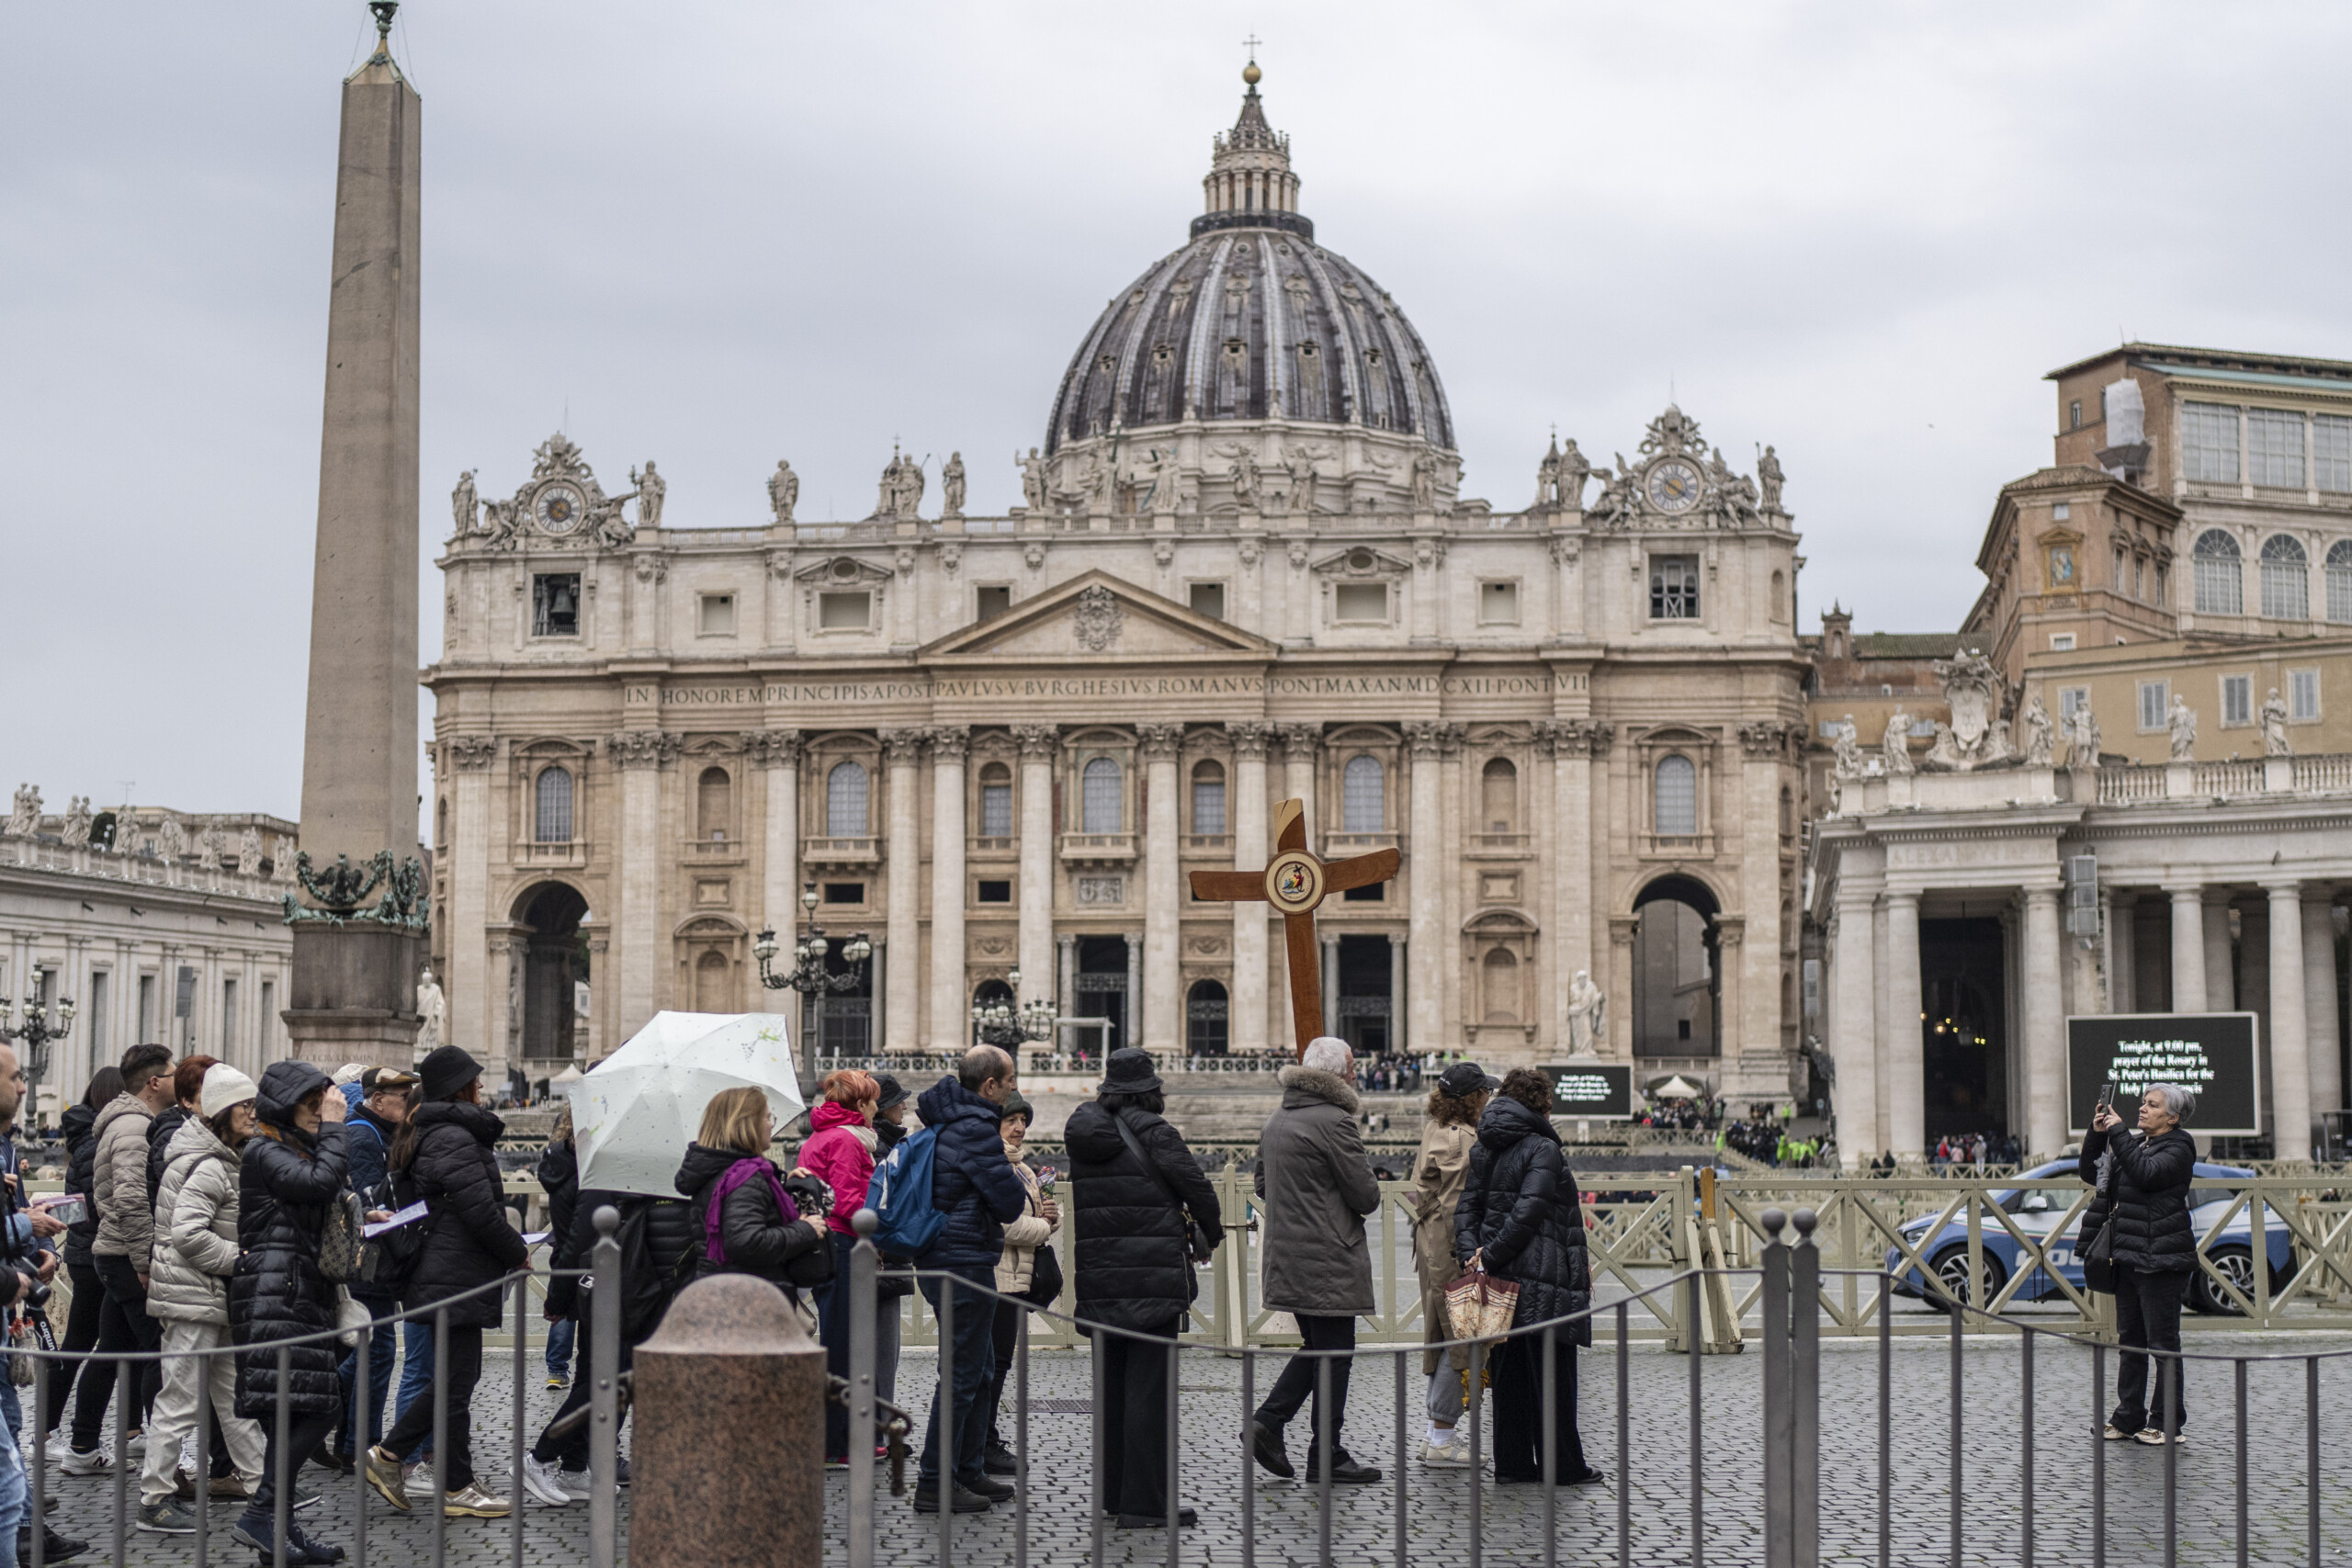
[423,69,1809,1094]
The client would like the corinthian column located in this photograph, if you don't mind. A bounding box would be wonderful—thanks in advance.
[2267,882,2311,1159]
[747,729,800,1018]
[1014,727,1058,1010]
[1139,723,1183,1053]
[929,728,969,1050]
[609,728,675,1041]
[880,729,924,1052]
[445,737,496,1065]
[1405,722,1443,1052]
[2021,886,2064,1160]
[1229,723,1272,1054]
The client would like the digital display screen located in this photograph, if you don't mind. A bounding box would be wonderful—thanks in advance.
[2065,1013,2260,1136]
[1536,1063,1634,1121]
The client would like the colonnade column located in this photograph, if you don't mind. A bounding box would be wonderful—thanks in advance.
[609,728,671,1041]
[1229,724,1272,1055]
[1276,724,1320,1048]
[1015,728,1058,1020]
[1883,891,1924,1164]
[446,737,495,1063]
[1404,723,1443,1055]
[752,730,800,1019]
[2267,883,2311,1159]
[2204,892,2237,1010]
[928,728,968,1051]
[1832,888,1881,1165]
[2303,890,2341,1122]
[2167,886,2207,1012]
[1388,933,1407,1055]
[879,728,923,1052]
[1139,724,1182,1054]
[2106,890,2136,1012]
[2022,886,2066,1160]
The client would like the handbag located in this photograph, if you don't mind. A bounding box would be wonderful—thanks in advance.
[874,1254,917,1301]
[334,1287,372,1349]
[2080,1213,2117,1294]
[1443,1258,1521,1343]
[319,1189,366,1284]
[1109,1111,1215,1265]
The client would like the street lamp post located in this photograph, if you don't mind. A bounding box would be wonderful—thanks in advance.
[969,967,1057,1053]
[753,886,873,1081]
[0,991,74,1133]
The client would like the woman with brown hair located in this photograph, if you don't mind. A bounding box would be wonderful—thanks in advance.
[673,1087,830,1304]
[1410,1061,1498,1466]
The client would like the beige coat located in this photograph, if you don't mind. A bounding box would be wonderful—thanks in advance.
[91,1093,158,1266]
[1410,1121,1478,1374]
[993,1160,1059,1299]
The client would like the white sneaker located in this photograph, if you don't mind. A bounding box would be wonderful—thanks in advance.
[59,1447,112,1476]
[1421,1441,1472,1468]
[124,1431,146,1457]
[519,1456,571,1508]
[557,1468,593,1502]
[41,1433,70,1465]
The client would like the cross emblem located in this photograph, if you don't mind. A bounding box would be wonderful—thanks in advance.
[1188,797,1399,1057]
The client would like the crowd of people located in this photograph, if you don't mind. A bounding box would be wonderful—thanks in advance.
[1930,1132,2022,1170]
[1633,1096,1718,1133]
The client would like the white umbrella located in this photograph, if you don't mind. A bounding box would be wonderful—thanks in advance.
[568,1010,806,1197]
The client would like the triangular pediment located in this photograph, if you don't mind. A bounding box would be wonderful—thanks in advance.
[918,570,1276,662]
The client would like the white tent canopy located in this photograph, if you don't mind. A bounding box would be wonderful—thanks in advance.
[1647,1075,1707,1100]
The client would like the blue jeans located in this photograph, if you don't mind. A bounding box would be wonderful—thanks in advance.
[337,1313,399,1459]
[389,1318,435,1461]
[545,1318,575,1379]
[916,1264,998,1491]
[0,1426,21,1568]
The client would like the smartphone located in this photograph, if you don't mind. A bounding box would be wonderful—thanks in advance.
[2096,1080,2119,1115]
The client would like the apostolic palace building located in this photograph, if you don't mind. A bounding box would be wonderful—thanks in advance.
[423,67,1811,1099]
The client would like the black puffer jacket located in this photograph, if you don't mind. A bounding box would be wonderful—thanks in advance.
[541,1187,699,1327]
[398,1100,529,1329]
[2078,1125,2197,1272]
[911,1077,1028,1269]
[60,1103,99,1269]
[146,1104,193,1212]
[230,1061,349,1418]
[1066,1100,1224,1333]
[674,1144,827,1288]
[1453,1096,1591,1345]
[537,1138,580,1276]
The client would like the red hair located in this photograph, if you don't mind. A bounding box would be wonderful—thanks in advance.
[819,1069,879,1109]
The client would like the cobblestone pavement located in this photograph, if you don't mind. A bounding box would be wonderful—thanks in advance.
[32,1329,2352,1565]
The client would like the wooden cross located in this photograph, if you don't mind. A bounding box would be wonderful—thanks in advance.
[1188,798,1399,1058]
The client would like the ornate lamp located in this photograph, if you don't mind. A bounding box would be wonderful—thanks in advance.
[754,885,873,1069]
[971,966,1057,1050]
[0,990,74,1091]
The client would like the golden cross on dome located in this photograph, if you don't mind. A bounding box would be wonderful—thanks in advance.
[1188,798,1397,1057]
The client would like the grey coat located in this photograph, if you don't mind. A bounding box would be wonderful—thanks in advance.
[1254,1066,1381,1316]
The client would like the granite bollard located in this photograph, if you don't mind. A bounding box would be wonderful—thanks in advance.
[633,1273,826,1567]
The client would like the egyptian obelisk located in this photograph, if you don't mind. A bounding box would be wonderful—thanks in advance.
[283,2,425,1067]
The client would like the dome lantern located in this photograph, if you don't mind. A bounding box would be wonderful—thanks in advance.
[1196,61,1307,241]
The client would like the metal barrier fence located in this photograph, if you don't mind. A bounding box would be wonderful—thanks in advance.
[839,1210,1830,1568]
[879,1168,2352,1352]
[17,1214,628,1568]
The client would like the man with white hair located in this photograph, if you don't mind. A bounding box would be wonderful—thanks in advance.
[1248,1037,1383,1484]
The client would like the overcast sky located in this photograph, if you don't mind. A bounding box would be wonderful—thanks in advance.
[9,2,2351,827]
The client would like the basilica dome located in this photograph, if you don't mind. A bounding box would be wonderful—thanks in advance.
[1044,67,1454,457]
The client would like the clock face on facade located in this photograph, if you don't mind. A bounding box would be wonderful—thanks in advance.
[536,484,586,534]
[1646,459,1702,513]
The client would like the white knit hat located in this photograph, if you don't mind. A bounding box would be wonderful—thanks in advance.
[199,1064,260,1119]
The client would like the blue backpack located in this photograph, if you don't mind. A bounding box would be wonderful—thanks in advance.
[868,1125,945,1258]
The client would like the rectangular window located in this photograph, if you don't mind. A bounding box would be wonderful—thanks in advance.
[1192,777,1227,834]
[1187,582,1226,620]
[2290,668,2321,721]
[2180,402,2241,483]
[2316,415,2352,492]
[2222,674,2252,726]
[2060,686,2090,721]
[1649,556,1701,619]
[2248,409,2307,488]
[1332,582,1388,623]
[2069,400,2083,431]
[979,783,1012,837]
[531,573,581,637]
[975,584,1011,621]
[821,882,865,905]
[975,879,1012,904]
[817,590,870,629]
[2050,633,2076,651]
[1341,882,1385,902]
[2137,680,2168,731]
[697,593,736,636]
[2052,502,2071,521]
[1479,580,1521,625]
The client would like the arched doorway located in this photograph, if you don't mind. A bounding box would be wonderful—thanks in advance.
[1632,874,1719,1056]
[1186,979,1229,1055]
[515,883,589,1063]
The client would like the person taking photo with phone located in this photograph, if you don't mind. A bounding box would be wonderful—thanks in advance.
[2080,1083,2198,1443]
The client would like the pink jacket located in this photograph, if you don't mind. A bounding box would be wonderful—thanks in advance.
[797,1100,878,1236]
